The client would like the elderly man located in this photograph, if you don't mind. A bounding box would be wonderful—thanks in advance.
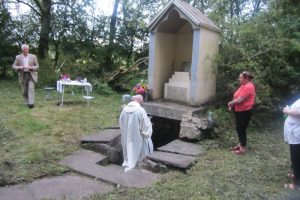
[119,94,153,172]
[12,44,39,109]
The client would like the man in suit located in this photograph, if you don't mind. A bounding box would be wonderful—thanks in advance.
[12,44,39,109]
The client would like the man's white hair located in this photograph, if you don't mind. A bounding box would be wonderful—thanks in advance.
[21,44,29,50]
[132,94,143,104]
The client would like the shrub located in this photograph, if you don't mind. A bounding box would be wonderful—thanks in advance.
[37,59,57,88]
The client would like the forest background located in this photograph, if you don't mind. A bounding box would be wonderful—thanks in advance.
[0,0,299,110]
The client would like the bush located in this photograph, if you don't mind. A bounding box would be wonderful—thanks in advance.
[37,59,58,88]
[91,79,114,95]
[210,107,236,147]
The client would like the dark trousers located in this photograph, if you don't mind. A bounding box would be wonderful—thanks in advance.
[234,110,252,147]
[290,144,300,186]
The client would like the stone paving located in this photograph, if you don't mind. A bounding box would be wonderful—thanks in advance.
[0,175,114,200]
[60,149,160,188]
[0,128,205,200]
[157,139,204,156]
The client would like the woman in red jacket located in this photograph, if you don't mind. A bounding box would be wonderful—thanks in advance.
[228,71,256,155]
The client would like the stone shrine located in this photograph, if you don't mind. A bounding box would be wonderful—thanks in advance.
[147,0,220,106]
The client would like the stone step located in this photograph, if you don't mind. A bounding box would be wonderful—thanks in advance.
[0,175,114,200]
[169,74,190,83]
[157,139,204,156]
[164,84,190,102]
[81,129,121,146]
[165,82,190,87]
[82,143,122,165]
[174,71,190,77]
[60,150,160,188]
[169,76,190,83]
[60,149,109,166]
[147,151,197,169]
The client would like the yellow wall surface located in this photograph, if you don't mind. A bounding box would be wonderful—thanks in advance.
[152,33,175,99]
[173,34,193,71]
[195,27,219,104]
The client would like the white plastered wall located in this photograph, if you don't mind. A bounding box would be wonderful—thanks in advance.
[173,23,193,71]
[151,33,175,99]
[193,27,220,105]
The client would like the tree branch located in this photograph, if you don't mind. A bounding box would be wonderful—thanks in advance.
[17,0,41,17]
[222,48,280,67]
[103,57,148,84]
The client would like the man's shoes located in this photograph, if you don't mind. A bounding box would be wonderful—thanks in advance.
[28,104,34,109]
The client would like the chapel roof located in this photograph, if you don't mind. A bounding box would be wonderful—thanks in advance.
[148,0,220,33]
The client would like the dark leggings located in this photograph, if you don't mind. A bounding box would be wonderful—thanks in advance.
[290,144,300,186]
[234,110,252,147]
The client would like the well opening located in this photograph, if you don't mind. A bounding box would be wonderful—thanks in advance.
[151,116,181,149]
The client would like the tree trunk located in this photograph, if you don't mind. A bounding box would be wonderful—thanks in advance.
[37,0,51,59]
[200,0,205,12]
[235,0,240,17]
[109,0,120,45]
[230,0,234,18]
[253,0,261,15]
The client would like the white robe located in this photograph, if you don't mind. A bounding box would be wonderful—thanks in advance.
[119,101,153,172]
[284,99,300,144]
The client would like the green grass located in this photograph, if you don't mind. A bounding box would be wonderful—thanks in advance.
[89,127,299,200]
[0,80,122,185]
[0,80,298,199]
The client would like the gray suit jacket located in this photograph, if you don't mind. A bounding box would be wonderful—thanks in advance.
[12,53,39,83]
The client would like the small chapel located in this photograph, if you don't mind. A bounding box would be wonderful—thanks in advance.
[147,0,220,106]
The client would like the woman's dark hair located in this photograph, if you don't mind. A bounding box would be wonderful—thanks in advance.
[242,71,254,80]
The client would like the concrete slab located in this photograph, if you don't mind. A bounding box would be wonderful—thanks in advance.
[0,185,33,200]
[147,151,197,169]
[60,149,108,166]
[142,100,205,120]
[60,149,160,188]
[157,139,204,156]
[0,175,114,200]
[81,129,121,145]
[27,175,114,200]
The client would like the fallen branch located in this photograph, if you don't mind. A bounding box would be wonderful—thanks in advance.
[103,57,149,86]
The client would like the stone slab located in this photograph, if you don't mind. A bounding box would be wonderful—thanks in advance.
[81,129,121,144]
[0,185,33,200]
[157,139,204,156]
[60,149,160,188]
[147,151,197,169]
[60,149,108,166]
[0,175,113,200]
[164,84,189,102]
[142,100,205,120]
[27,175,113,200]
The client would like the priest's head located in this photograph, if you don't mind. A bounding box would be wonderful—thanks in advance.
[132,94,143,104]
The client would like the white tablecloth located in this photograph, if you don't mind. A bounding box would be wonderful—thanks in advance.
[56,80,92,93]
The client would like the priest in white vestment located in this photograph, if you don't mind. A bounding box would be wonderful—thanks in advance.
[119,94,153,172]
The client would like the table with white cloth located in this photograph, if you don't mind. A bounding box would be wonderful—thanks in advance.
[56,80,92,106]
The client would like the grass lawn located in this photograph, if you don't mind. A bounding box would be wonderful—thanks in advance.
[0,80,299,199]
[0,80,122,185]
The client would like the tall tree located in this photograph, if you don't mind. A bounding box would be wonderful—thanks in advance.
[109,0,120,45]
[16,0,51,58]
[36,0,51,58]
[0,4,17,78]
